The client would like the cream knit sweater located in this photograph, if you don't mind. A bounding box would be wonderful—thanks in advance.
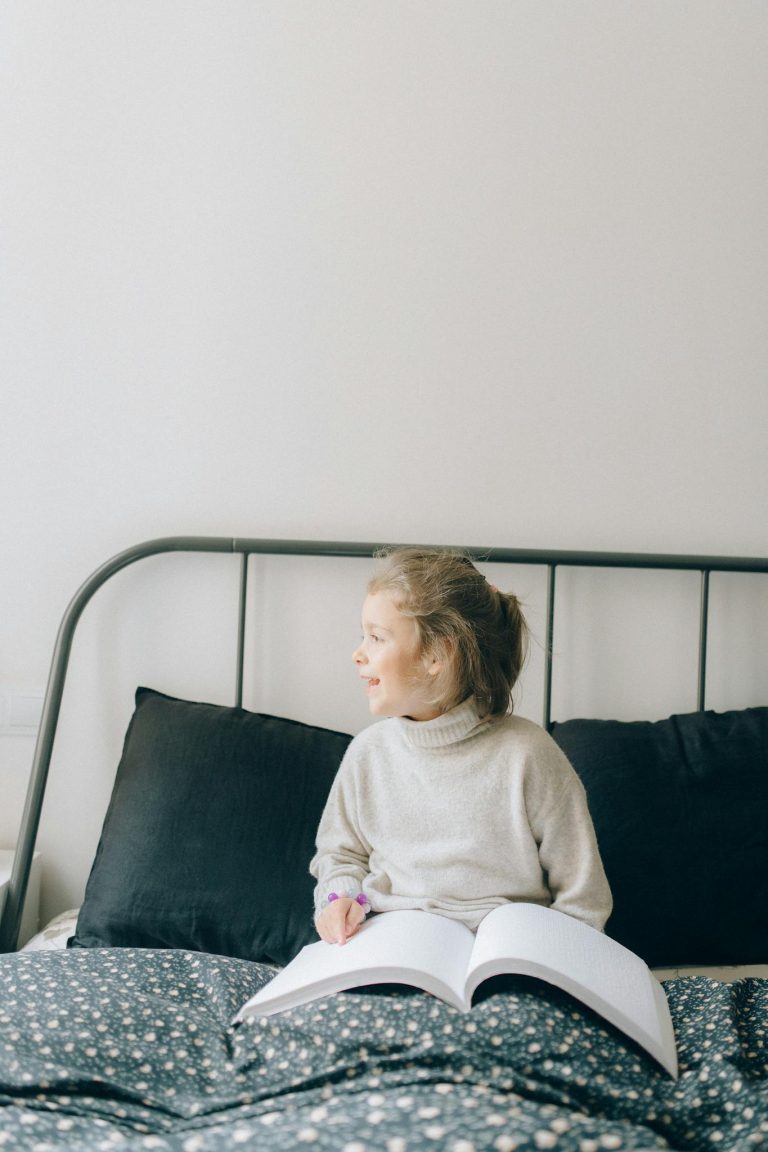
[310,698,613,932]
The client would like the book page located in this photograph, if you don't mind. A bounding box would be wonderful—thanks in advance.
[468,904,677,1078]
[236,910,475,1020]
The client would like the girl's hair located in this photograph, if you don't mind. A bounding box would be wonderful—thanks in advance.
[368,547,529,720]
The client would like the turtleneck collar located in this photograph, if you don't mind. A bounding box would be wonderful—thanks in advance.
[395,696,489,749]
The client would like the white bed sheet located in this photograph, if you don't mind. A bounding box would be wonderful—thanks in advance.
[21,909,78,952]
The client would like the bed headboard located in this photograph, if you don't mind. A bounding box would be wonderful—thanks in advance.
[2,535,767,953]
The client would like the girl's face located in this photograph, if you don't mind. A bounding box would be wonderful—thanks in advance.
[353,591,442,721]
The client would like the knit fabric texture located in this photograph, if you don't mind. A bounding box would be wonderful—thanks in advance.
[311,698,612,932]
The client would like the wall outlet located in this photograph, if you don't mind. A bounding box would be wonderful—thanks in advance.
[0,691,44,735]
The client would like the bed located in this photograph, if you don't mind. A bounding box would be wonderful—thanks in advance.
[1,536,767,1151]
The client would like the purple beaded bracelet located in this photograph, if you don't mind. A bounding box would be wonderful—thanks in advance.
[324,890,370,913]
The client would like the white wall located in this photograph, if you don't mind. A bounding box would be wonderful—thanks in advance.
[1,2,767,923]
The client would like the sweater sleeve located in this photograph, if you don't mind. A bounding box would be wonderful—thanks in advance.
[308,746,371,919]
[528,741,613,932]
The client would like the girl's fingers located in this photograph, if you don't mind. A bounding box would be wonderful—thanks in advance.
[316,897,367,944]
[317,898,358,944]
[342,901,365,942]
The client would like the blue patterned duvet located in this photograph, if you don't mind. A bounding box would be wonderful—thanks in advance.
[1,948,766,1150]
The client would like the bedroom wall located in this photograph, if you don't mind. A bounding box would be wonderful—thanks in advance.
[2,1,767,923]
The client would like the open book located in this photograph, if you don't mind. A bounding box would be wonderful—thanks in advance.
[235,903,678,1078]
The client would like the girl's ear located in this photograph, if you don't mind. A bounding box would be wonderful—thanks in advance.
[423,638,451,678]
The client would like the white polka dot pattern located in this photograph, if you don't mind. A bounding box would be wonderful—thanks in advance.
[0,949,766,1149]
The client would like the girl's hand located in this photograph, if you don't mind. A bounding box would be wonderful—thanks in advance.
[316,897,366,945]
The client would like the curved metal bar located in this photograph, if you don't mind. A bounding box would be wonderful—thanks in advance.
[2,534,766,952]
[0,537,233,953]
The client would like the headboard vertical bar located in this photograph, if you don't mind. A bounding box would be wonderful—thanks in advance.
[542,564,557,730]
[235,552,249,709]
[697,569,710,711]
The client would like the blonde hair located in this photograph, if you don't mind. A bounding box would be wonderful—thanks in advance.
[368,547,529,720]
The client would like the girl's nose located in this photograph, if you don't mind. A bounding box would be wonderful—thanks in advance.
[352,642,365,664]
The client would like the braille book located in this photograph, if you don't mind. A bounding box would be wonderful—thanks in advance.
[234,904,678,1079]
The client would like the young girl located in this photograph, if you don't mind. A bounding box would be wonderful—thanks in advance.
[310,548,612,946]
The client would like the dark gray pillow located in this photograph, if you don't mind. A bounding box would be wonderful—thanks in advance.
[550,707,768,967]
[70,688,350,965]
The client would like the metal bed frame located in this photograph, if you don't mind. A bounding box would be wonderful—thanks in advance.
[2,535,767,953]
